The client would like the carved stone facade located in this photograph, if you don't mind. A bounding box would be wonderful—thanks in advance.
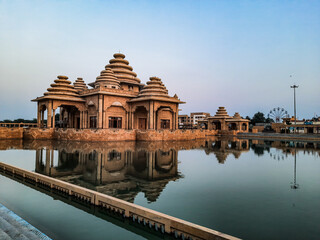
[32,53,184,131]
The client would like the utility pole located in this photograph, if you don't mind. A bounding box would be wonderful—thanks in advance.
[291,84,299,133]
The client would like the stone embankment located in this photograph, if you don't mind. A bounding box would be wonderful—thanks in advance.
[3,128,218,142]
[0,161,240,240]
[238,132,320,142]
[0,128,23,139]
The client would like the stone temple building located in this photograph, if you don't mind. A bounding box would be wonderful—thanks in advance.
[32,53,184,130]
[198,107,249,133]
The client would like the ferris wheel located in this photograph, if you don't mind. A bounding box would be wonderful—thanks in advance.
[267,107,289,123]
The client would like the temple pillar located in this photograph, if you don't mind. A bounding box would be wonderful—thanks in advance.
[176,105,179,130]
[37,103,41,127]
[131,111,134,130]
[41,110,44,128]
[59,107,62,121]
[172,112,175,130]
[86,111,88,128]
[85,111,88,128]
[52,109,56,129]
[126,111,129,129]
[47,101,52,128]
[149,101,154,129]
[102,111,106,128]
[98,95,103,128]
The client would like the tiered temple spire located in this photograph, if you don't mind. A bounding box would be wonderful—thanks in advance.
[105,53,141,84]
[138,77,169,97]
[74,78,88,91]
[212,107,232,118]
[44,75,81,100]
[95,67,121,89]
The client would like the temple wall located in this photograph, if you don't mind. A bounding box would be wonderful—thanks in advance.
[136,129,218,141]
[23,128,55,140]
[0,128,23,139]
[20,128,219,141]
[54,128,136,142]
[157,109,173,129]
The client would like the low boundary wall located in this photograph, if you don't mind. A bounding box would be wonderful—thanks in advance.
[0,161,240,240]
[0,128,23,139]
[22,128,219,142]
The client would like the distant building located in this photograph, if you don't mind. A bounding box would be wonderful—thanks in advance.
[271,116,320,134]
[203,107,249,133]
[178,112,210,129]
[190,112,211,125]
[179,108,249,133]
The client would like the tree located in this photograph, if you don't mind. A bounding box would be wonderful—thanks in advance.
[265,117,274,123]
[251,112,266,125]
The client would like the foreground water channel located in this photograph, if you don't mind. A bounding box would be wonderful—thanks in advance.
[0,138,319,240]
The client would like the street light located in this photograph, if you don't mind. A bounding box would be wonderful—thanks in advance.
[290,84,299,133]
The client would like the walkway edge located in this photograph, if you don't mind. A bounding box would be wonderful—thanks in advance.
[0,161,241,240]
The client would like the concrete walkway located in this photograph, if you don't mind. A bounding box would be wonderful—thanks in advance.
[0,203,51,240]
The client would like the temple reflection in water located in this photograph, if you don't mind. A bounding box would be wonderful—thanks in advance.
[32,138,249,202]
[35,142,180,203]
[2,137,319,202]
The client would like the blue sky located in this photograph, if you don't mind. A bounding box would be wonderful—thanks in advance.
[0,0,319,120]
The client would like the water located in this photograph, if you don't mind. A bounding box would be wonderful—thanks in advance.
[0,138,319,240]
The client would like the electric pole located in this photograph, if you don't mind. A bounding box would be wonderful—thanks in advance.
[291,84,299,133]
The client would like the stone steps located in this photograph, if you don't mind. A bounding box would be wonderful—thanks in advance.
[0,204,51,240]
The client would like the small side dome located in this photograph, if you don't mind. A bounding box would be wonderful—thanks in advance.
[138,77,169,97]
[95,67,121,89]
[44,75,80,98]
[74,77,88,91]
[233,112,242,119]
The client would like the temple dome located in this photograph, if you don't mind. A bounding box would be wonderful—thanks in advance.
[138,77,169,97]
[215,107,230,117]
[44,75,81,99]
[233,112,242,119]
[95,67,121,89]
[73,78,88,91]
[105,53,141,84]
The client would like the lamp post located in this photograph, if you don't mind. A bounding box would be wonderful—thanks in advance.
[290,84,299,133]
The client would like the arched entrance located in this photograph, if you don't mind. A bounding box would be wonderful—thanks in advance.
[134,106,148,130]
[59,105,81,129]
[229,123,237,130]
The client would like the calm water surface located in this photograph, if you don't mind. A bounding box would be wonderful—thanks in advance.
[0,138,319,240]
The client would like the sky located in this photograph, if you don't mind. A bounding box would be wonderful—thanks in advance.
[0,0,319,120]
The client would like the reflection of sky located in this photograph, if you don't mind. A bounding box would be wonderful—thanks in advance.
[0,1,319,120]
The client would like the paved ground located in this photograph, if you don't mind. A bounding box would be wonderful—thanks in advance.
[238,132,320,141]
[0,203,51,240]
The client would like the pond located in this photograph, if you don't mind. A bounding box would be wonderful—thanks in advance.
[0,138,319,240]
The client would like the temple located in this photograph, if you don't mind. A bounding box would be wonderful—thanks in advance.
[32,53,184,130]
[197,107,250,133]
